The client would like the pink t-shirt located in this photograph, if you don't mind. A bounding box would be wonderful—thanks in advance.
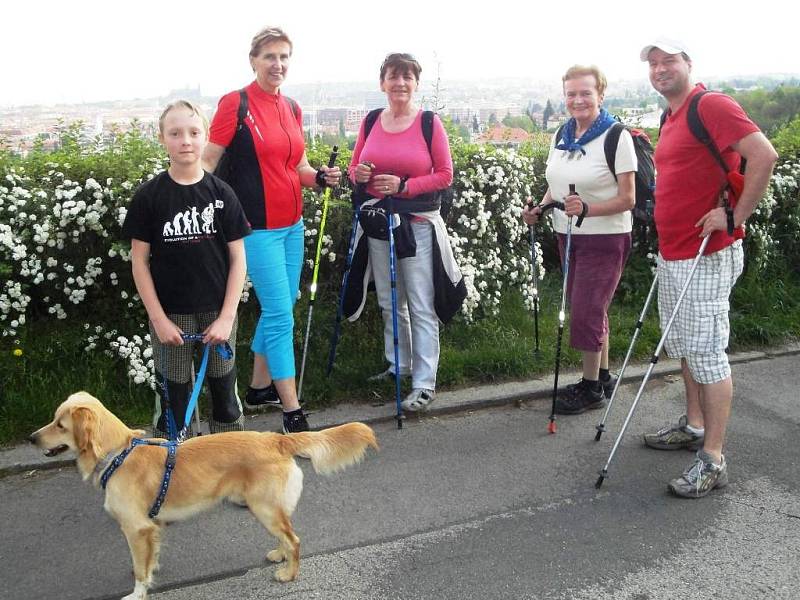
[654,84,759,260]
[348,110,453,200]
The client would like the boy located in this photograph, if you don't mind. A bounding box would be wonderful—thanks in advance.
[122,100,251,436]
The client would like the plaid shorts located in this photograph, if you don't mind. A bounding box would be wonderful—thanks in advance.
[657,241,743,384]
[149,312,237,383]
[150,312,242,431]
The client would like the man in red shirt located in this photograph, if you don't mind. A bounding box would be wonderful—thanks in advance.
[640,38,777,498]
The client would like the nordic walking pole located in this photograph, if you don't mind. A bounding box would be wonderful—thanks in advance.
[529,223,540,354]
[298,146,339,401]
[386,195,404,430]
[326,184,364,376]
[595,235,712,488]
[594,273,658,441]
[548,185,586,434]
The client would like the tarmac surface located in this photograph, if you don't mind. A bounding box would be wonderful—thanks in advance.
[2,344,799,600]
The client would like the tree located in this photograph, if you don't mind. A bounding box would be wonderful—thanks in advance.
[542,99,554,129]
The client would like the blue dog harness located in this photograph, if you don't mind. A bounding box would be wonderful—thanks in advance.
[99,438,177,518]
[98,335,233,518]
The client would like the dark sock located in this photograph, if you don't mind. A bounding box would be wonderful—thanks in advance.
[283,408,304,416]
[599,368,610,381]
[582,378,601,391]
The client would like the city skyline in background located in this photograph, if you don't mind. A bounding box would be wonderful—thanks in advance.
[3,0,797,108]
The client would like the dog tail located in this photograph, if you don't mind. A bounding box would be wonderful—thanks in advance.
[278,422,378,475]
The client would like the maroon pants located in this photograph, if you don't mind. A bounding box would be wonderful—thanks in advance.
[557,232,631,352]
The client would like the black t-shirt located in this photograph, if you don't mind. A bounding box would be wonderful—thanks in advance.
[122,171,251,313]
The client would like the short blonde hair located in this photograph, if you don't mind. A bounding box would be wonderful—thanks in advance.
[250,26,292,57]
[158,100,209,134]
[562,65,607,96]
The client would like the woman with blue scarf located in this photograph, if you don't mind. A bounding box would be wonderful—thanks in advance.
[523,65,636,415]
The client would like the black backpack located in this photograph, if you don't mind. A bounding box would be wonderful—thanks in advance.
[555,120,656,222]
[361,108,455,218]
[213,89,299,183]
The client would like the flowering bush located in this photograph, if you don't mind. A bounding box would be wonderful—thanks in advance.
[2,123,798,397]
[447,143,544,320]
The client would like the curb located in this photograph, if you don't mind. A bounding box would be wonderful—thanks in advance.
[2,344,796,478]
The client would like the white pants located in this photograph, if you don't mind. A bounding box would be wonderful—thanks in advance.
[367,221,439,390]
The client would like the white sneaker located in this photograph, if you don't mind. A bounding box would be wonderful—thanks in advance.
[401,388,435,412]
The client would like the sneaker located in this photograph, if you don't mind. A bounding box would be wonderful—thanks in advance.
[643,415,704,451]
[368,367,411,382]
[282,410,310,434]
[401,388,435,412]
[668,451,728,498]
[565,372,618,399]
[555,379,604,415]
[244,383,282,410]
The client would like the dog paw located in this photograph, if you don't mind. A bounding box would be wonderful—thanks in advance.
[273,566,297,582]
[267,548,285,563]
[121,581,148,600]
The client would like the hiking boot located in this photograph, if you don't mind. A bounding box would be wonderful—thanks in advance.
[566,372,618,399]
[555,379,604,415]
[643,415,704,451]
[282,410,310,434]
[368,367,411,383]
[244,383,282,410]
[401,388,435,412]
[668,451,728,498]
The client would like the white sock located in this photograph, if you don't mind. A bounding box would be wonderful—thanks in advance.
[686,423,705,436]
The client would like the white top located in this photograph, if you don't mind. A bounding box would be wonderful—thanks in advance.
[545,126,637,235]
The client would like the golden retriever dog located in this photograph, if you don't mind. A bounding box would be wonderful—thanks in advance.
[30,391,378,600]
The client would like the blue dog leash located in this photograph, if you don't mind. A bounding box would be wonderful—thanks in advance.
[101,335,234,518]
[161,334,233,441]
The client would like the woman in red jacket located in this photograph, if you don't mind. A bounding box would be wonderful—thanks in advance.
[203,26,340,433]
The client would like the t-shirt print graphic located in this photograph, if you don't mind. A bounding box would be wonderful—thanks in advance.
[161,202,219,241]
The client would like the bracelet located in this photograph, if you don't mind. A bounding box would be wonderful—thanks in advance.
[398,176,408,194]
[315,169,327,188]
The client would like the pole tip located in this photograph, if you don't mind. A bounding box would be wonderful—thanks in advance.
[594,430,603,442]
[548,420,557,434]
[595,475,605,489]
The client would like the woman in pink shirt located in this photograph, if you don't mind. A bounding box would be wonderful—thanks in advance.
[348,53,459,412]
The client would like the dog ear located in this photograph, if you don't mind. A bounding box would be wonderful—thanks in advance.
[72,406,101,460]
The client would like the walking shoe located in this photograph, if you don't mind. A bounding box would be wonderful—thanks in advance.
[282,410,310,434]
[367,367,411,382]
[668,450,728,498]
[565,372,618,399]
[244,383,282,410]
[643,415,704,451]
[555,379,604,415]
[401,388,435,412]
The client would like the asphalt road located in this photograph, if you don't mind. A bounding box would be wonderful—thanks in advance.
[2,355,798,600]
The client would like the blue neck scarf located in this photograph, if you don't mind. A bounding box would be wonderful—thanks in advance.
[555,108,616,155]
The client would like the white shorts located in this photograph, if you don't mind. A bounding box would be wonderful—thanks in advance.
[657,240,744,384]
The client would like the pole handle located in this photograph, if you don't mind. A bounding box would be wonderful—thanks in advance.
[327,145,339,168]
[568,184,586,228]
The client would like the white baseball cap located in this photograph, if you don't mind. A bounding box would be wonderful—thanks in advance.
[640,37,691,61]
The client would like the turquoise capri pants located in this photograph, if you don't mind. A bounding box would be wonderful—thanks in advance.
[243,220,304,380]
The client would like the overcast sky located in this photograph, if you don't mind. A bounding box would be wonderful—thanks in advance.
[3,0,796,107]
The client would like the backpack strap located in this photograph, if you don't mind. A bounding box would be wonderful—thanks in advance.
[686,91,732,175]
[284,96,300,119]
[363,108,384,140]
[421,110,435,154]
[603,122,625,181]
[236,88,248,130]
